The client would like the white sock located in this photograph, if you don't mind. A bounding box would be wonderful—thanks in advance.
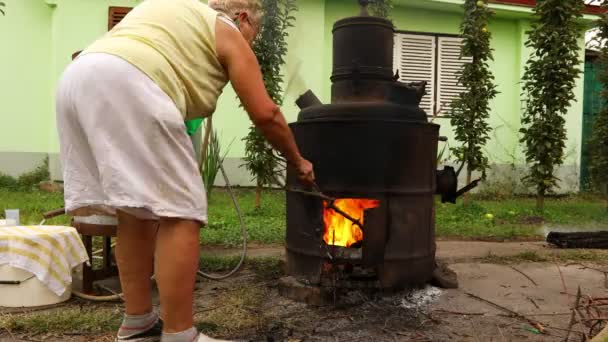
[161,326,198,342]
[117,311,159,338]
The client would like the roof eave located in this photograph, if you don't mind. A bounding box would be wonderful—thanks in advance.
[396,0,600,22]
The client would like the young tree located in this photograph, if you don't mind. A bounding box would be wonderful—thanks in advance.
[450,0,498,204]
[589,1,608,209]
[367,0,392,18]
[520,0,584,211]
[241,0,297,209]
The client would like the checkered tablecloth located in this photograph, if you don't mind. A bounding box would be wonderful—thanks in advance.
[0,225,89,296]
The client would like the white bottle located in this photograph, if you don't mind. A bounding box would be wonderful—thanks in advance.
[4,209,20,226]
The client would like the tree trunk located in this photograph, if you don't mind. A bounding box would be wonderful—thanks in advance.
[255,184,262,209]
[463,169,472,206]
[536,190,544,212]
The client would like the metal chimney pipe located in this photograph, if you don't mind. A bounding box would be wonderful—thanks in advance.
[295,90,323,110]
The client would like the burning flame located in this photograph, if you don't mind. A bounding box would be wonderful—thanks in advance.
[323,198,380,248]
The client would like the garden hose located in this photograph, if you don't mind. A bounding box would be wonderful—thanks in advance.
[197,161,248,280]
[72,291,122,302]
[196,116,248,280]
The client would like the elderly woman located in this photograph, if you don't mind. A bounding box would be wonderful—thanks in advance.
[55,0,314,341]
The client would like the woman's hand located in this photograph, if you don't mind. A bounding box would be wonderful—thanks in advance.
[295,158,315,186]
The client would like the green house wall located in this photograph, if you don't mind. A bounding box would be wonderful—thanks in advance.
[0,0,593,191]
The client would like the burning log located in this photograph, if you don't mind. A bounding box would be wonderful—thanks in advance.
[546,231,608,249]
[323,198,379,248]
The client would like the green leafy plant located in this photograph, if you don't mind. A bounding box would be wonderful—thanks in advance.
[18,157,50,190]
[0,173,18,190]
[437,142,451,166]
[450,0,498,205]
[589,1,608,210]
[0,2,5,16]
[520,0,584,211]
[0,158,49,191]
[241,0,297,208]
[201,123,233,201]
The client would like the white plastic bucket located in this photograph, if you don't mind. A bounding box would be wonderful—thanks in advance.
[0,265,71,307]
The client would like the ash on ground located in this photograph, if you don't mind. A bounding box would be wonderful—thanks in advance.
[327,285,443,311]
[396,285,443,311]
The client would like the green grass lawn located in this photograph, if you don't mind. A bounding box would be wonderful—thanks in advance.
[0,189,68,225]
[1,188,607,246]
[435,196,608,239]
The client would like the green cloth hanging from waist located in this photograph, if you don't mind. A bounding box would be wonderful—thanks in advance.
[185,118,204,136]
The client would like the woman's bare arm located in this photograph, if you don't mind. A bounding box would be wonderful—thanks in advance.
[215,20,314,184]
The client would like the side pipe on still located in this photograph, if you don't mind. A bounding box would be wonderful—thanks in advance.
[296,90,323,110]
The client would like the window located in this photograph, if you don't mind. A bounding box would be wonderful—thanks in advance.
[393,33,471,117]
[108,6,132,31]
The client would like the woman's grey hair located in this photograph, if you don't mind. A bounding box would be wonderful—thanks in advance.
[208,0,263,29]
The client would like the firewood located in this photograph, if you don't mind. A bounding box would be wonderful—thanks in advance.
[547,231,608,249]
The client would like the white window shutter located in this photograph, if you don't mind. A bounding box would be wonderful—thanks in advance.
[393,33,436,116]
[437,37,471,116]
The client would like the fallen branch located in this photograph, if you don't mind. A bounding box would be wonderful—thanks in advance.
[509,265,538,286]
[194,305,225,315]
[565,286,583,342]
[528,297,541,310]
[539,325,586,336]
[464,291,546,334]
[570,263,608,289]
[590,323,608,342]
[555,260,568,295]
[518,312,571,316]
[575,263,608,275]
[547,231,608,249]
[496,323,506,342]
[589,320,604,340]
[432,309,485,316]
[419,311,441,324]
[3,327,16,342]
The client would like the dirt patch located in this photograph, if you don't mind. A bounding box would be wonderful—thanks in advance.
[195,279,271,337]
[3,260,608,341]
[518,215,546,225]
[5,242,608,341]
[191,261,608,341]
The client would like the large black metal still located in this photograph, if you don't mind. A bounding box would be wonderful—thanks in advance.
[285,4,466,292]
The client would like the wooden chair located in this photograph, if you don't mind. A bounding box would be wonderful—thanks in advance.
[43,208,118,294]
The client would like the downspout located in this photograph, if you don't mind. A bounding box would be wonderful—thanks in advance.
[45,0,60,182]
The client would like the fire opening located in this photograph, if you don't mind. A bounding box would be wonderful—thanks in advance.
[323,198,380,248]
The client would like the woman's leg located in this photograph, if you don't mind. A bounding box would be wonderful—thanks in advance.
[116,210,158,315]
[155,218,200,332]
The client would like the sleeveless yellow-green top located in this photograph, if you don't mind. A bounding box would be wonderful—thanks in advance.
[83,0,228,120]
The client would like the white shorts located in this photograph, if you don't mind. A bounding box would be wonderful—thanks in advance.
[55,53,207,224]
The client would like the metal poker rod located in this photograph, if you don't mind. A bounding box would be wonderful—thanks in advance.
[286,183,364,229]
